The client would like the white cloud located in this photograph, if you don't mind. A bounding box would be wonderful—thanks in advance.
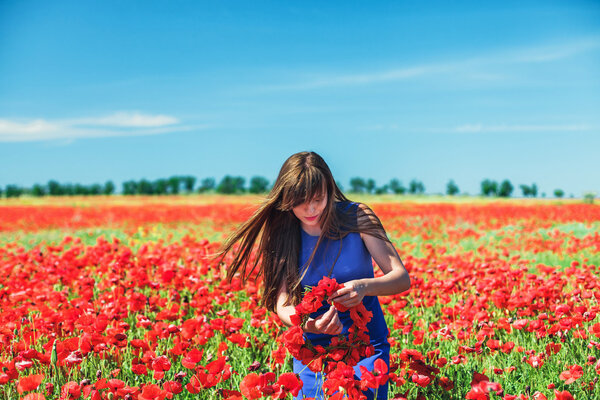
[453,123,594,133]
[358,122,596,134]
[503,38,600,63]
[265,66,433,91]
[0,111,193,142]
[72,111,179,127]
[259,36,600,91]
[0,119,60,134]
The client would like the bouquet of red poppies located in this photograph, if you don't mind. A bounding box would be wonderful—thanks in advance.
[282,277,375,373]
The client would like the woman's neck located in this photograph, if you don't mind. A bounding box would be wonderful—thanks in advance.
[301,222,322,237]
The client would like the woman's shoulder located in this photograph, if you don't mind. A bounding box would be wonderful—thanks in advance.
[340,202,381,233]
[334,201,361,233]
[335,200,373,216]
[335,200,358,212]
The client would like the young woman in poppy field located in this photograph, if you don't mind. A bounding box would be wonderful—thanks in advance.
[219,151,411,399]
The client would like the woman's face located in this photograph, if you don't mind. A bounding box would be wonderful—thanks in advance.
[292,189,328,231]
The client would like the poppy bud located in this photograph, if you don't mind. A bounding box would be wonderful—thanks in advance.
[50,340,58,366]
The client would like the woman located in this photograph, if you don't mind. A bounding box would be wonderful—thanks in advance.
[219,151,411,399]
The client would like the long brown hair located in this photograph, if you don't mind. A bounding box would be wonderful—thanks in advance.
[217,151,389,312]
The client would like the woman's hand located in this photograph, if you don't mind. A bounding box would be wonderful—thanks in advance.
[328,280,367,308]
[303,305,343,335]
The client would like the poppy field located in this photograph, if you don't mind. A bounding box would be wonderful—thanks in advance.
[0,196,599,400]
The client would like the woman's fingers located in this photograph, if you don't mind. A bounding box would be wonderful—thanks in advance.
[329,311,342,334]
[333,293,358,308]
[315,306,342,335]
[328,285,350,302]
[314,305,335,331]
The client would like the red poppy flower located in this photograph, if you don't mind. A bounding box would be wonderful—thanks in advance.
[274,372,303,397]
[181,348,204,369]
[239,373,262,400]
[23,394,46,400]
[411,373,431,388]
[554,390,574,400]
[138,384,169,400]
[60,381,81,399]
[163,380,183,394]
[559,365,583,384]
[17,374,44,394]
[359,366,377,390]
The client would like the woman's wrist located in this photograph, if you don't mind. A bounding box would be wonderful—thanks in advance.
[355,278,372,297]
[357,269,409,297]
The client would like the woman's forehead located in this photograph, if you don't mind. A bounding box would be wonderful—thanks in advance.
[306,181,327,196]
[290,182,327,204]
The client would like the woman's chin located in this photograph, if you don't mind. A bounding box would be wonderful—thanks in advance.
[303,219,319,226]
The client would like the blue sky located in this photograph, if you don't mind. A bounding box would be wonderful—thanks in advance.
[1,0,599,196]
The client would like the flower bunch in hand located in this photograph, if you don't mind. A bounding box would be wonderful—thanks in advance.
[282,277,375,373]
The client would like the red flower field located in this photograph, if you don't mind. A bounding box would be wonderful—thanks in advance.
[0,196,598,399]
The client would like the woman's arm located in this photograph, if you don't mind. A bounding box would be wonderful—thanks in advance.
[275,283,296,327]
[329,203,411,307]
[276,282,343,335]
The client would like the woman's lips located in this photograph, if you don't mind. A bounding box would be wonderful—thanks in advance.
[305,215,318,221]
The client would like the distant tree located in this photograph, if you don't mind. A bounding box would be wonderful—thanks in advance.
[63,183,74,196]
[520,184,532,197]
[409,179,425,194]
[554,189,564,198]
[249,176,269,194]
[0,187,3,197]
[198,177,216,193]
[5,184,23,198]
[217,175,245,194]
[89,184,102,195]
[139,179,154,195]
[375,185,388,195]
[154,179,168,195]
[47,180,63,196]
[74,184,89,195]
[349,177,366,193]
[122,180,138,195]
[103,181,115,195]
[182,176,196,193]
[498,180,513,197]
[32,183,46,197]
[366,179,376,194]
[389,179,406,194]
[446,180,459,196]
[519,183,538,197]
[481,179,498,196]
[167,176,181,194]
[583,192,595,204]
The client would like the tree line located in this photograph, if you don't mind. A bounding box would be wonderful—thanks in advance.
[0,175,570,198]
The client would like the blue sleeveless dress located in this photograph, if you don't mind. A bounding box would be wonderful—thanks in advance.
[292,202,390,400]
